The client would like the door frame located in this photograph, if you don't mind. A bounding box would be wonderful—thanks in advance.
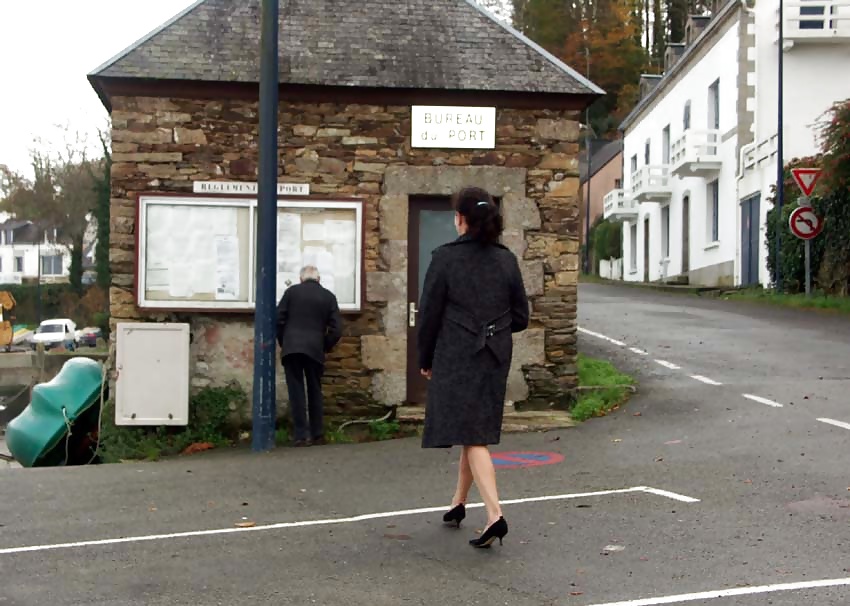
[682,195,690,274]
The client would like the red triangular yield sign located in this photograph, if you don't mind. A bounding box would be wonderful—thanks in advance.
[791,168,822,196]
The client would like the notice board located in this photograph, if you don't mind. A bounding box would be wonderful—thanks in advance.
[136,195,364,312]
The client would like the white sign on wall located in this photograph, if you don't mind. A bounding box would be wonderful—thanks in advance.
[193,181,310,196]
[411,106,496,149]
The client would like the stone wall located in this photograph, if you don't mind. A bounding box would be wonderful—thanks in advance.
[109,96,581,416]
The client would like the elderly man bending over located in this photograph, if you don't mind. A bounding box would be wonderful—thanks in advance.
[276,265,343,446]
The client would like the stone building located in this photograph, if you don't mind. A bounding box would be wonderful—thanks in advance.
[88,0,602,419]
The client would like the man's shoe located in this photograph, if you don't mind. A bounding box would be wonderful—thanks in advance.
[293,439,310,447]
[311,436,327,446]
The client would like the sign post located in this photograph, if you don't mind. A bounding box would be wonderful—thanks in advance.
[788,167,823,298]
[788,204,823,298]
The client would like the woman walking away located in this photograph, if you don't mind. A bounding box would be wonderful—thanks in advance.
[417,186,530,548]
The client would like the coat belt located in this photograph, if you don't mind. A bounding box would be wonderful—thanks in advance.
[444,305,512,353]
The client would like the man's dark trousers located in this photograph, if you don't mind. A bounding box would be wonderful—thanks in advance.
[283,353,325,442]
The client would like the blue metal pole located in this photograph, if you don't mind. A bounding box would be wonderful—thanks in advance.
[252,0,279,452]
[775,0,785,292]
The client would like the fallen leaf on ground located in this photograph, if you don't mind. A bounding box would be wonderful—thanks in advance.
[633,412,642,417]
[569,592,584,596]
[181,442,215,455]
[235,521,256,528]
[149,507,157,512]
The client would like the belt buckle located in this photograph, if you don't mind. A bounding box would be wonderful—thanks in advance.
[485,323,496,338]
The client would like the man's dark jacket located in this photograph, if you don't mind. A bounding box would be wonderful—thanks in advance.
[276,280,343,365]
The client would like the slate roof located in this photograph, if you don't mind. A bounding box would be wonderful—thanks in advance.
[90,0,602,98]
[579,140,623,183]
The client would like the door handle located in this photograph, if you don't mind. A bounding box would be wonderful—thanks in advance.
[409,302,418,328]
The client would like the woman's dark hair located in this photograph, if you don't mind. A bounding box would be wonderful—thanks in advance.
[451,186,503,245]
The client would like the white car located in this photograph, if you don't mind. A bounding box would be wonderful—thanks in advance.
[31,319,78,351]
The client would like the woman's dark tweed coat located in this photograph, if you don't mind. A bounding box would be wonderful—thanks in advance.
[418,235,529,448]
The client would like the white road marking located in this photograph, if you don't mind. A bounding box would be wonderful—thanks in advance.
[655,359,681,370]
[817,417,850,431]
[689,375,722,386]
[629,347,648,356]
[584,576,850,606]
[578,327,626,347]
[742,394,783,408]
[0,487,698,556]
[639,487,701,503]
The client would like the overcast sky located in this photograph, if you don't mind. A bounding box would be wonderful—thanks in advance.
[0,0,197,176]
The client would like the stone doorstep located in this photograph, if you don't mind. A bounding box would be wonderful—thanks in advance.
[396,405,574,433]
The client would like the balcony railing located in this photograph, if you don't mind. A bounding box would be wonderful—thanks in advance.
[742,134,778,175]
[671,129,722,178]
[603,189,638,223]
[631,165,672,203]
[780,0,850,43]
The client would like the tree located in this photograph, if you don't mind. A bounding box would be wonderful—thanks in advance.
[0,138,102,291]
[561,0,650,135]
[92,130,112,288]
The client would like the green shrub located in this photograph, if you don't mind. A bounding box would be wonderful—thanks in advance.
[99,384,246,463]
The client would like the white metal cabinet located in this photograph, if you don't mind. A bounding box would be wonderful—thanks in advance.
[115,322,190,426]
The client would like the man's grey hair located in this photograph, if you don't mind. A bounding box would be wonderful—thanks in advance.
[300,265,320,282]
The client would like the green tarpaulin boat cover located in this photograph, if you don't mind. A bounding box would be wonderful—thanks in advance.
[6,357,104,467]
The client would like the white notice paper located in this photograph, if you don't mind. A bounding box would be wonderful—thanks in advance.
[215,235,240,300]
[278,212,302,243]
[325,219,356,244]
[168,263,194,298]
[303,223,326,242]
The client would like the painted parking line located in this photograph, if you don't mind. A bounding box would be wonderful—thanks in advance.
[742,394,783,408]
[689,375,722,386]
[816,417,850,431]
[655,359,681,370]
[585,576,850,606]
[578,327,626,347]
[0,486,699,556]
[629,347,649,356]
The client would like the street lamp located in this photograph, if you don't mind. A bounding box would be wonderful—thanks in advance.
[775,0,785,292]
[252,0,279,452]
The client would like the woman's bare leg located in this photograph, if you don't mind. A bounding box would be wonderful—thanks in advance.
[451,448,473,507]
[466,445,503,527]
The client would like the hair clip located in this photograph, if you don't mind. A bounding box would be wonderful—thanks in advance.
[477,201,489,207]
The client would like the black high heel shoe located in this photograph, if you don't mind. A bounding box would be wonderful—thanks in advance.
[442,504,466,528]
[469,517,508,548]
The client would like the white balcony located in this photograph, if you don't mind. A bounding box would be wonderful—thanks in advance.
[671,129,722,178]
[630,165,672,203]
[780,0,850,43]
[603,189,638,223]
[741,134,778,176]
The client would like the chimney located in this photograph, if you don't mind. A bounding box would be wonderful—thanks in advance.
[664,43,686,72]
[639,74,663,100]
[685,15,712,46]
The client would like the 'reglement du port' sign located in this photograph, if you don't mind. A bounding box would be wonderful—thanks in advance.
[411,106,496,149]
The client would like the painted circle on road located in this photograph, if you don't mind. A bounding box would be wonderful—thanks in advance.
[490,451,565,469]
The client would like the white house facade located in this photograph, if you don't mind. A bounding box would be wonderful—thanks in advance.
[738,0,850,285]
[0,221,72,285]
[607,0,850,288]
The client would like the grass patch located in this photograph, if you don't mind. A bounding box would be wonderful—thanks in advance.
[724,289,850,313]
[572,354,635,422]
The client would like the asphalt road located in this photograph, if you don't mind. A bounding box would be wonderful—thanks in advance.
[1,283,848,605]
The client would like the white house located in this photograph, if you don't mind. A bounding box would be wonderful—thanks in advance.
[0,220,73,284]
[606,0,850,287]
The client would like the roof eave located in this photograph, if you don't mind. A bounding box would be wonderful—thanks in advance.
[618,0,740,132]
[462,0,605,97]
